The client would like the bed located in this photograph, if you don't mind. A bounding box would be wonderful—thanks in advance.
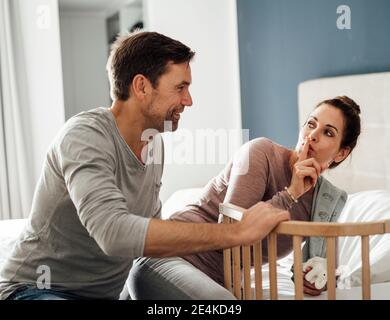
[219,71,390,300]
[1,72,390,300]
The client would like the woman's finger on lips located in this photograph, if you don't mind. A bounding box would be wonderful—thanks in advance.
[298,137,310,162]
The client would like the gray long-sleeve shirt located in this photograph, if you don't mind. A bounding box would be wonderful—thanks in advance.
[0,107,163,299]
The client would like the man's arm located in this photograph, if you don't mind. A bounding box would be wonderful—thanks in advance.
[144,201,290,257]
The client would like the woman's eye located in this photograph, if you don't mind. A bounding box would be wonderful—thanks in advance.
[325,130,334,137]
[307,122,315,128]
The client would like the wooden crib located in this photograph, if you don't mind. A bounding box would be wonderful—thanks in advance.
[220,203,390,300]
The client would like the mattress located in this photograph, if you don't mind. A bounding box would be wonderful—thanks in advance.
[253,253,390,300]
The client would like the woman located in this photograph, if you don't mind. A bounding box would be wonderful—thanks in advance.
[128,96,361,299]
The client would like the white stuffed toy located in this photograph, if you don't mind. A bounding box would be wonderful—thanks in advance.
[302,257,352,290]
[302,257,327,290]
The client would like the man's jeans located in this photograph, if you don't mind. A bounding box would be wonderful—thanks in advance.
[7,285,88,300]
[127,257,236,300]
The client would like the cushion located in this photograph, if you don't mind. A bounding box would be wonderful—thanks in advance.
[0,219,26,270]
[161,188,204,219]
[337,190,390,285]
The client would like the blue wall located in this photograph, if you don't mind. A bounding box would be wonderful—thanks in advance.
[237,0,390,147]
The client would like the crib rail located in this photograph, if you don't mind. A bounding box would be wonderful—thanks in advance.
[220,203,390,300]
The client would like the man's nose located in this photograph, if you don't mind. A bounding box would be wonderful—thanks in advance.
[182,90,193,107]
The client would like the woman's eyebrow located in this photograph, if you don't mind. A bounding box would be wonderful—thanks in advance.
[326,124,339,133]
[310,116,339,132]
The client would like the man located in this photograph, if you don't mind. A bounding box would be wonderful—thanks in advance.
[0,32,289,300]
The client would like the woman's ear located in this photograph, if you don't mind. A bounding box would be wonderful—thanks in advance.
[334,146,351,164]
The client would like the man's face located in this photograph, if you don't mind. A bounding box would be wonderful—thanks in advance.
[145,62,193,132]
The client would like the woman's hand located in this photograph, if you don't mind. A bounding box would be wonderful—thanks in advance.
[288,137,328,199]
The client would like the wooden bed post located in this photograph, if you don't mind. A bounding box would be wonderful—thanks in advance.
[242,245,252,299]
[222,216,233,294]
[268,232,278,300]
[326,237,337,300]
[292,236,304,300]
[361,235,371,300]
[253,242,263,299]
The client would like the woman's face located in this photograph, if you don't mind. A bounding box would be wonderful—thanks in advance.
[296,103,351,167]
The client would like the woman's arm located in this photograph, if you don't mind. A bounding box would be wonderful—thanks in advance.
[224,139,295,210]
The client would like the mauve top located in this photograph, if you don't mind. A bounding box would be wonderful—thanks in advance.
[169,137,313,285]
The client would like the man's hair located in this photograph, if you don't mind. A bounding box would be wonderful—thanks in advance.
[106,31,195,101]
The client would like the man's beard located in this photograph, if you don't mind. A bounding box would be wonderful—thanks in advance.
[146,99,181,133]
[164,108,180,132]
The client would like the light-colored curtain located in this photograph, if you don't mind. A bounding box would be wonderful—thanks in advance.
[0,0,34,220]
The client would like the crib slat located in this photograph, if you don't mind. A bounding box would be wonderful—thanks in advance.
[223,217,232,293]
[253,242,263,300]
[233,246,242,299]
[361,235,371,300]
[385,220,390,233]
[243,245,251,299]
[326,237,336,300]
[223,247,232,293]
[268,232,278,300]
[293,236,304,300]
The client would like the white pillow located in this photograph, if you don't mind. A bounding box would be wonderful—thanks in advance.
[337,190,390,285]
[0,219,27,270]
[161,188,204,219]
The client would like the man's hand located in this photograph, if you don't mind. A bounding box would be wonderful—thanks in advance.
[236,202,290,246]
[144,202,288,257]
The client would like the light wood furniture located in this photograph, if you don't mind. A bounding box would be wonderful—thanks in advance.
[220,203,390,300]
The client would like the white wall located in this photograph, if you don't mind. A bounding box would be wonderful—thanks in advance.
[17,0,65,183]
[59,11,111,119]
[119,3,142,34]
[143,0,243,202]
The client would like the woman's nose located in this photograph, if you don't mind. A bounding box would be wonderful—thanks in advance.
[308,132,317,142]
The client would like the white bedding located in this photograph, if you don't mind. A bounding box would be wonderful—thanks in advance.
[0,219,26,270]
[250,255,390,300]
[251,189,390,299]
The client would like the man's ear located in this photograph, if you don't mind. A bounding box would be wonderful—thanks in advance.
[334,146,351,164]
[131,74,152,100]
